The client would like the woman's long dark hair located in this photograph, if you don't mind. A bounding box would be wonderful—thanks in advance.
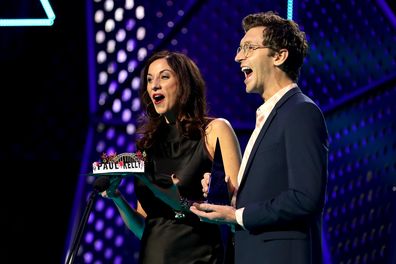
[136,50,210,150]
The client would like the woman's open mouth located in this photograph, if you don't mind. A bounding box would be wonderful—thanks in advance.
[153,94,165,104]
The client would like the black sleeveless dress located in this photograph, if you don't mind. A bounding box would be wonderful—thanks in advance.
[134,124,225,264]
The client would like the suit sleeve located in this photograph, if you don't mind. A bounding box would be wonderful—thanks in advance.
[243,102,329,231]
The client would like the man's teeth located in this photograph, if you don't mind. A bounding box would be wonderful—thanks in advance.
[241,66,251,73]
[241,67,253,78]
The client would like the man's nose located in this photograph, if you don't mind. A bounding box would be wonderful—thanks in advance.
[234,51,243,63]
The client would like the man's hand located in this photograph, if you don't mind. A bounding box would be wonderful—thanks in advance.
[190,202,237,225]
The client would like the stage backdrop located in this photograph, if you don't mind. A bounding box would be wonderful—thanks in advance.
[65,0,396,263]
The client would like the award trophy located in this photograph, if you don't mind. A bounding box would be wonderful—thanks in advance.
[206,138,230,205]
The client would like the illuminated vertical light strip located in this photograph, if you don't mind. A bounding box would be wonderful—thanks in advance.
[0,0,56,26]
[287,0,293,20]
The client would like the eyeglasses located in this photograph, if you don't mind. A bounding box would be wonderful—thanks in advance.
[236,43,269,57]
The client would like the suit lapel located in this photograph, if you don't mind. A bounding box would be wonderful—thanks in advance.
[238,87,302,191]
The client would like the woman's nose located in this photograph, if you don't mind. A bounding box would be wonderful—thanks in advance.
[152,79,160,91]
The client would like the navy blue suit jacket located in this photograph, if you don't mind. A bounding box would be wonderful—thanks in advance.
[235,88,329,264]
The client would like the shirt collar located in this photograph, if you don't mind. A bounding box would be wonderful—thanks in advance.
[257,83,297,115]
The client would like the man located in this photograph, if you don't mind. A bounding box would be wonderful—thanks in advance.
[190,11,329,264]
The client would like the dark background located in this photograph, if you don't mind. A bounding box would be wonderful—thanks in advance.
[1,2,88,263]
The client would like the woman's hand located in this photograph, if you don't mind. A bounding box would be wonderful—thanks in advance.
[100,175,122,198]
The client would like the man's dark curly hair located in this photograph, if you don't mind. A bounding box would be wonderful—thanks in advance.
[242,11,309,82]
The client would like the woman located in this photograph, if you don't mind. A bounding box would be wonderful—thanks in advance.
[104,50,241,263]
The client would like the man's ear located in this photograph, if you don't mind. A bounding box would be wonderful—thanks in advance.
[273,49,288,66]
